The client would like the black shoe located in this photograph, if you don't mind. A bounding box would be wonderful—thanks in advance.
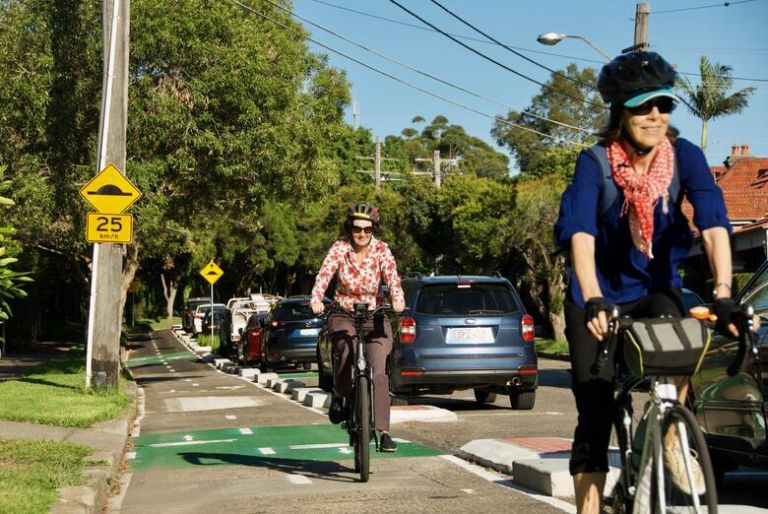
[328,396,346,424]
[379,432,398,453]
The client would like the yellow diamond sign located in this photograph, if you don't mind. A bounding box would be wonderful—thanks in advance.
[199,260,224,285]
[79,164,142,214]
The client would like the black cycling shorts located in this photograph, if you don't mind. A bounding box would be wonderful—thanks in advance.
[566,289,684,475]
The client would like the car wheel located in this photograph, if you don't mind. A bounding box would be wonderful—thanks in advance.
[509,390,535,410]
[317,348,333,392]
[236,342,246,366]
[302,362,312,371]
[473,389,497,404]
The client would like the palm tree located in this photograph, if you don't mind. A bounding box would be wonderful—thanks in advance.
[677,56,755,153]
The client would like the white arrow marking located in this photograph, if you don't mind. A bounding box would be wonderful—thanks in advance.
[183,435,194,441]
[289,443,348,450]
[148,438,236,448]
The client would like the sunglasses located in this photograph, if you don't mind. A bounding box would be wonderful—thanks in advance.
[351,225,374,234]
[627,97,677,116]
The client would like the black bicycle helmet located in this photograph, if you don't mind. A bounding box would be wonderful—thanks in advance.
[598,51,677,107]
[346,202,379,223]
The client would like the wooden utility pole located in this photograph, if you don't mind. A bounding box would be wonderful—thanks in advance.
[355,136,401,190]
[634,2,650,50]
[414,150,449,188]
[85,0,129,389]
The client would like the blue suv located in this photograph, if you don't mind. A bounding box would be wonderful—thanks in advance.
[390,274,538,409]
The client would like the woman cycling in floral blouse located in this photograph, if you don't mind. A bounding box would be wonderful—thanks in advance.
[310,202,405,452]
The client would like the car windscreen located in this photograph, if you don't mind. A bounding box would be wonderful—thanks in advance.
[740,266,768,314]
[274,303,315,320]
[415,283,520,315]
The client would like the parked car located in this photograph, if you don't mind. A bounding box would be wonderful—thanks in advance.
[689,262,768,481]
[235,312,269,367]
[182,297,210,333]
[260,296,329,371]
[192,303,226,336]
[317,274,538,409]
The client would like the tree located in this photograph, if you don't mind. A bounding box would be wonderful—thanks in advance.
[491,64,603,177]
[0,165,31,330]
[677,56,756,153]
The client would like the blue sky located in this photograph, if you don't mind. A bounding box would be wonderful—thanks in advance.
[290,0,768,172]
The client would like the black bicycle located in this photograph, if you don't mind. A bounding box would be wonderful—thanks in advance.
[594,306,754,514]
[329,302,391,482]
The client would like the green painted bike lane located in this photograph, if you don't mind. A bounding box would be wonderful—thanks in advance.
[132,424,440,471]
[126,351,193,368]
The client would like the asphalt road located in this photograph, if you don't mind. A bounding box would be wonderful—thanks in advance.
[111,330,768,512]
[112,330,571,513]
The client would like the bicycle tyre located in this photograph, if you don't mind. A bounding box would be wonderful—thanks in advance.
[653,405,718,514]
[354,375,371,482]
[611,396,635,514]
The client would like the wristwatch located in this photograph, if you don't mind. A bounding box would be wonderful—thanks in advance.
[712,282,731,297]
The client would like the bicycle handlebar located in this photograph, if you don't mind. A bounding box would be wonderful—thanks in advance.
[588,303,757,377]
[325,302,393,320]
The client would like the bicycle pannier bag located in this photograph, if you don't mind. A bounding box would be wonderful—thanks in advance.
[623,317,711,377]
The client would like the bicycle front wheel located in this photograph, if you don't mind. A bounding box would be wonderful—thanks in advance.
[654,405,718,514]
[354,375,371,482]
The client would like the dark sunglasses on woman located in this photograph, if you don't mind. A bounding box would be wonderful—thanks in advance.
[627,97,677,116]
[351,226,374,234]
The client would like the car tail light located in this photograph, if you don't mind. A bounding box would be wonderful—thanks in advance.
[400,369,424,376]
[400,317,416,344]
[271,320,281,328]
[522,314,534,342]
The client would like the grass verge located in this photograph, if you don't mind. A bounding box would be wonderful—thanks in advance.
[0,345,132,427]
[0,438,93,514]
[535,338,569,358]
[196,333,220,354]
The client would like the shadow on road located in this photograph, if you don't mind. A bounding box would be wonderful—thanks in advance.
[179,451,363,483]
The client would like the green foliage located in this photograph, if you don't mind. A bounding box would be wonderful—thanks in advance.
[492,64,603,176]
[0,165,30,326]
[677,56,756,152]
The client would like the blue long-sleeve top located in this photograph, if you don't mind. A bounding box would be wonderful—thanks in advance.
[554,137,731,307]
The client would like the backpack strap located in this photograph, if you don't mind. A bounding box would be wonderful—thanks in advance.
[586,143,680,217]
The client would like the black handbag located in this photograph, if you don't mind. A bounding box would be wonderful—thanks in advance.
[623,317,711,377]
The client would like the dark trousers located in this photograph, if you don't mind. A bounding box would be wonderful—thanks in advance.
[565,289,684,475]
[327,313,393,432]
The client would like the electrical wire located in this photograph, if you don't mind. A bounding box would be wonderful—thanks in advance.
[226,0,590,147]
[651,0,756,15]
[262,0,591,133]
[305,0,767,84]
[428,0,596,90]
[386,0,605,110]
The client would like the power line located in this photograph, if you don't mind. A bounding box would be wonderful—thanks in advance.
[651,0,756,15]
[226,0,590,147]
[263,0,591,133]
[386,0,605,110]
[428,0,594,90]
[304,0,768,84]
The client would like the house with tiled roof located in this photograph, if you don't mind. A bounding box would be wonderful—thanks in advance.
[688,144,768,272]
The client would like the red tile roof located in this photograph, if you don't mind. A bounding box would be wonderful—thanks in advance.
[716,156,768,221]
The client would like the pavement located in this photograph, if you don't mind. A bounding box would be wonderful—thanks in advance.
[2,333,763,513]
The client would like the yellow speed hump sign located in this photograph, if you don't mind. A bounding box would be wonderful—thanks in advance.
[80,164,142,214]
[200,261,224,285]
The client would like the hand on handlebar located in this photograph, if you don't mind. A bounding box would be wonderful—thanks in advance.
[585,297,615,341]
[713,298,760,337]
[310,299,325,316]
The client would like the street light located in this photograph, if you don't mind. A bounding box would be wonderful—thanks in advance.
[536,32,612,61]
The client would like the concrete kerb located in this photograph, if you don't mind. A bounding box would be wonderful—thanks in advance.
[304,390,331,408]
[50,380,139,514]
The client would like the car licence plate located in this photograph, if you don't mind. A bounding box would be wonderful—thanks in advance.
[299,328,319,336]
[446,327,494,344]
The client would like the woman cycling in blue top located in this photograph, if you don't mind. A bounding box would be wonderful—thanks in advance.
[554,51,743,514]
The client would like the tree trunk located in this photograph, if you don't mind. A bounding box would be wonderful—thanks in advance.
[120,242,140,323]
[549,310,566,342]
[701,119,708,154]
[160,272,178,321]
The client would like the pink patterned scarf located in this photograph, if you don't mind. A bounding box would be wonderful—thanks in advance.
[606,138,674,259]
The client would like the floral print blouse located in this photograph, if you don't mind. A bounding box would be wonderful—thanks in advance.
[310,237,405,312]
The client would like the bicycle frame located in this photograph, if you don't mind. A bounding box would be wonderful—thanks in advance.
[347,303,377,449]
